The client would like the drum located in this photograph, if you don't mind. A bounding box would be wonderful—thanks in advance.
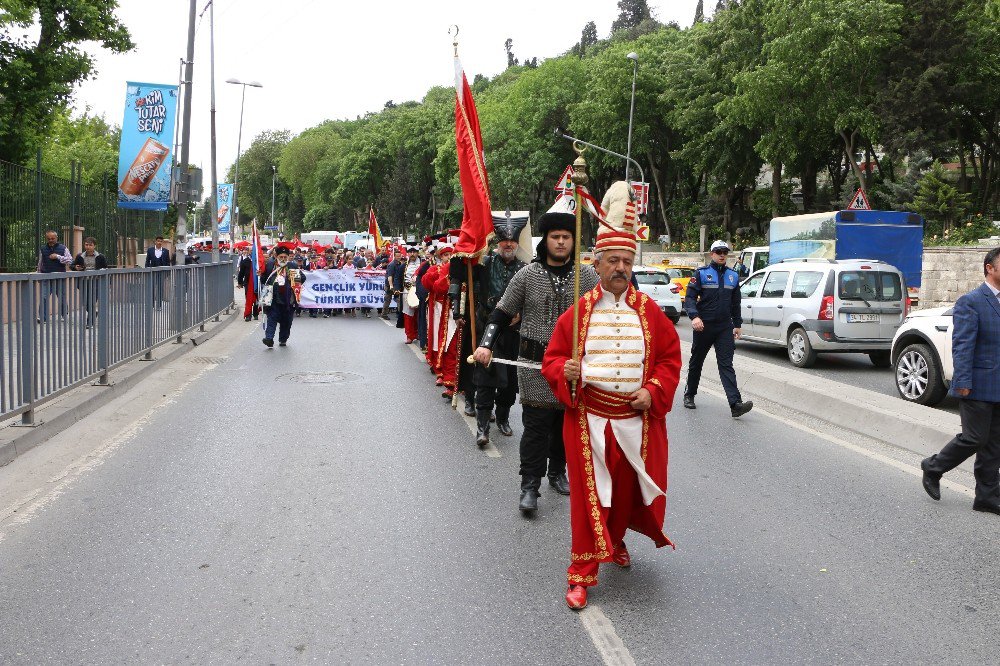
[406,284,419,308]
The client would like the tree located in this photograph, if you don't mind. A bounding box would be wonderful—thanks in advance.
[912,161,972,235]
[694,0,705,24]
[612,0,652,33]
[579,21,598,55]
[302,203,336,231]
[504,38,518,68]
[225,130,290,223]
[0,0,134,164]
[38,106,119,187]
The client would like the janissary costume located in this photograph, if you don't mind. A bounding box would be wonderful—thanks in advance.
[540,181,681,609]
[401,247,421,344]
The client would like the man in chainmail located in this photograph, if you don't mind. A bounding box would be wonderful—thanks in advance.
[473,210,600,514]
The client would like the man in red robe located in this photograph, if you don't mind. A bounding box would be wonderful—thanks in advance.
[541,181,681,610]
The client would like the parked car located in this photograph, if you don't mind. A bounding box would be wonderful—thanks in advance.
[651,262,697,298]
[890,306,953,405]
[737,258,909,367]
[633,266,683,324]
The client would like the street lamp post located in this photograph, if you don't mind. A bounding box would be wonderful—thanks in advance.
[225,78,262,241]
[270,165,276,234]
[625,51,638,183]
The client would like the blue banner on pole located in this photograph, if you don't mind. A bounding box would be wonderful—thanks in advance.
[116,82,178,210]
[217,184,234,234]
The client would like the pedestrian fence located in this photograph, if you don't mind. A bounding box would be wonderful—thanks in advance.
[0,259,236,425]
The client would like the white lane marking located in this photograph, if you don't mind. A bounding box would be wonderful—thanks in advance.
[700,387,975,498]
[0,363,217,544]
[579,605,637,666]
[389,312,503,458]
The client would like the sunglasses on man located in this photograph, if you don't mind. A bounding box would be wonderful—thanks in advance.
[713,249,730,256]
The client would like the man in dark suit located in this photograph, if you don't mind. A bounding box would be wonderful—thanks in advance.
[145,236,172,309]
[922,247,1000,514]
[260,245,306,348]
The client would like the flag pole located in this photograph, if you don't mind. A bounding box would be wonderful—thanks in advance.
[570,143,588,402]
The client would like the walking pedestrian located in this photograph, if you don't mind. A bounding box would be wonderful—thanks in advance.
[921,248,1000,514]
[681,240,754,417]
[37,229,72,322]
[72,236,108,328]
[260,246,306,348]
[473,206,599,514]
[540,181,681,610]
[144,235,172,310]
[472,213,528,445]
[237,247,260,322]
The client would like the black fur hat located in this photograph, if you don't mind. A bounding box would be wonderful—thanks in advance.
[534,212,576,262]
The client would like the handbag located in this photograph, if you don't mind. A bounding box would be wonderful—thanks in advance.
[259,272,277,307]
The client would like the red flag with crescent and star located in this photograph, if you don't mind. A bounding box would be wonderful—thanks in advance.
[452,54,492,259]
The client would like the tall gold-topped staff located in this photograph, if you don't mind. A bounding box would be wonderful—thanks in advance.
[570,142,587,402]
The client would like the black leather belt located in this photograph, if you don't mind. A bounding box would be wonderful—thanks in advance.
[520,338,548,362]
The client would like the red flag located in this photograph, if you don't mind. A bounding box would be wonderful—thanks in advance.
[368,207,385,250]
[452,56,492,258]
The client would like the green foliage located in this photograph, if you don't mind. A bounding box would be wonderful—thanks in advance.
[612,0,652,33]
[302,203,335,231]
[225,130,290,225]
[912,161,973,235]
[37,106,119,187]
[0,0,134,164]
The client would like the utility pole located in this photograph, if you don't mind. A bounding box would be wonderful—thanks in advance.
[176,0,197,249]
[270,165,277,235]
[207,0,219,262]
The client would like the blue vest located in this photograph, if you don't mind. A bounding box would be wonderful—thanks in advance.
[696,265,739,290]
[39,243,69,273]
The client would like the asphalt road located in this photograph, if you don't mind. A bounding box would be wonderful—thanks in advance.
[673,319,962,414]
[0,310,994,664]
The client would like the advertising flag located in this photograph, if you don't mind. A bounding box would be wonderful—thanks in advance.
[116,82,178,210]
[452,55,492,258]
[217,184,234,234]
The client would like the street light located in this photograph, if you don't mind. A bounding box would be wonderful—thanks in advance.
[270,164,277,234]
[226,78,263,240]
[625,52,638,183]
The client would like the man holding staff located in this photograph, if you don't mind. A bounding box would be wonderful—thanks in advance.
[541,180,681,610]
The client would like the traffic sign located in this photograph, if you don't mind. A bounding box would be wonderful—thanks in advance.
[847,188,871,210]
[631,182,650,215]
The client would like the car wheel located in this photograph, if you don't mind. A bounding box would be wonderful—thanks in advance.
[669,315,680,324]
[894,343,947,405]
[868,351,892,368]
[786,327,817,368]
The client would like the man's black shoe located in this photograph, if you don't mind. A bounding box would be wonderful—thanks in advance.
[972,500,1000,515]
[463,399,476,417]
[262,338,274,348]
[476,409,490,447]
[519,489,539,513]
[731,401,754,418]
[244,316,251,322]
[683,395,696,409]
[279,341,287,347]
[496,421,513,437]
[254,315,259,320]
[548,473,571,496]
[921,459,942,501]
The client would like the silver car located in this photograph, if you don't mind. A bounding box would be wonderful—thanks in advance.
[633,266,683,324]
[738,259,909,367]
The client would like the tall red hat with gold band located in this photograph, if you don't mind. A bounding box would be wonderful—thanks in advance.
[594,181,638,254]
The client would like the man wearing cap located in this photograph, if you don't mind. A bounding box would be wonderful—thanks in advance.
[400,246,422,343]
[471,213,529,446]
[682,240,754,418]
[473,203,599,514]
[541,181,681,610]
[260,245,306,348]
[425,244,456,392]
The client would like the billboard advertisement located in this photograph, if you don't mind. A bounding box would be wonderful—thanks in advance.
[116,82,178,210]
[217,183,234,234]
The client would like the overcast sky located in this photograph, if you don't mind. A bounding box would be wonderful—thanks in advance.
[74,0,702,181]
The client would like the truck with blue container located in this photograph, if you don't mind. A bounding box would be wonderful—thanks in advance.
[736,209,924,303]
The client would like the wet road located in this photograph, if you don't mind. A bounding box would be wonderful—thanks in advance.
[0,311,993,663]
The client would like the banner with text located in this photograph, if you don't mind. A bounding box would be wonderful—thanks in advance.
[116,81,178,210]
[217,183,234,234]
[299,269,386,309]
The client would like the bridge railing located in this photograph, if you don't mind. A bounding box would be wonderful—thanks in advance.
[0,259,236,425]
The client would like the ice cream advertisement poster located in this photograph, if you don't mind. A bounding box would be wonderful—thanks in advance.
[116,81,178,210]
[217,184,234,234]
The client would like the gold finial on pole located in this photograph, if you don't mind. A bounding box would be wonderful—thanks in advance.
[449,25,460,57]
[570,142,587,403]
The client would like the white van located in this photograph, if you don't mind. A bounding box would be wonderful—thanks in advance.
[738,259,909,367]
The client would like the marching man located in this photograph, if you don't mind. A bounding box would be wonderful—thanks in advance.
[541,181,681,610]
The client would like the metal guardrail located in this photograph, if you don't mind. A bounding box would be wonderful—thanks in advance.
[0,259,236,425]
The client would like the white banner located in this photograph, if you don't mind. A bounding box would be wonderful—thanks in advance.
[299,268,386,309]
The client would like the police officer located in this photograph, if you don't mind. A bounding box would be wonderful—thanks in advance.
[683,240,754,418]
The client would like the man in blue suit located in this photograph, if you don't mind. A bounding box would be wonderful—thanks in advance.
[922,248,1000,514]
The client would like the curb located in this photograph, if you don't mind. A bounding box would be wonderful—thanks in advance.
[0,307,240,468]
[682,339,960,459]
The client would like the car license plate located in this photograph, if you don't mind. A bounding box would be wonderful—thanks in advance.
[847,313,879,323]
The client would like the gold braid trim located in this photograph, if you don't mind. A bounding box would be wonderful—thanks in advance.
[568,574,598,585]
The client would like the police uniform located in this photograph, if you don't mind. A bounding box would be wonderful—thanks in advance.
[683,247,750,414]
